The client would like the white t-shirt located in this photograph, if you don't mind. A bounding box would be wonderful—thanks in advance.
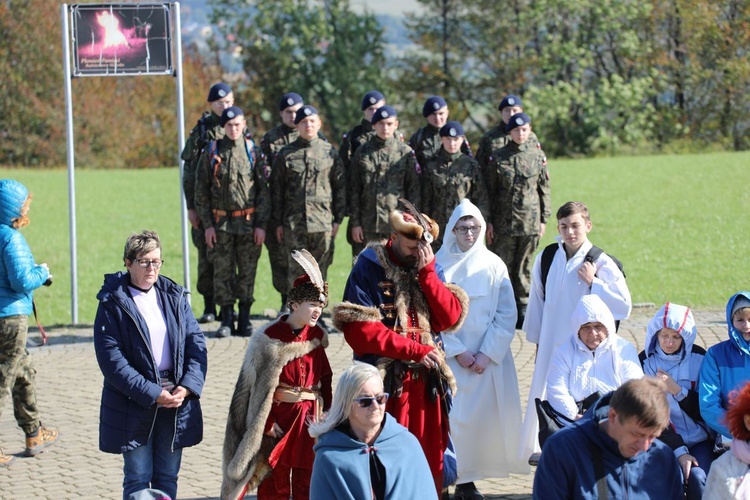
[130,286,172,372]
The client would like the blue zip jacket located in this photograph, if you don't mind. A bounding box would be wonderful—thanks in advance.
[699,291,750,438]
[0,179,49,318]
[94,271,207,453]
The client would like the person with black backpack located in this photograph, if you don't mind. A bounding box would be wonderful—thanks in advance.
[519,201,631,462]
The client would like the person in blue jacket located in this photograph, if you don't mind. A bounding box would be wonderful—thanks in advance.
[308,362,436,499]
[94,230,207,500]
[0,179,58,466]
[700,291,750,441]
[533,377,683,499]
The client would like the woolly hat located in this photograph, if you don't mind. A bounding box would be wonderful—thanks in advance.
[390,198,439,243]
[207,82,232,102]
[287,250,328,307]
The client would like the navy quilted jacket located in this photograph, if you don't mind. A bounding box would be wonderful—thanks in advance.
[0,179,49,318]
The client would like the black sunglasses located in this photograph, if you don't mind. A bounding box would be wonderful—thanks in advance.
[353,393,389,408]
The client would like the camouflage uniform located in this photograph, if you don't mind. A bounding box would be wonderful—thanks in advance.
[259,124,298,298]
[348,136,421,257]
[422,148,490,251]
[475,125,541,170]
[195,135,270,309]
[483,140,550,308]
[270,136,345,292]
[0,316,39,435]
[181,111,225,302]
[409,124,472,173]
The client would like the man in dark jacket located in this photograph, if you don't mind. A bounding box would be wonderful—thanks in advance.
[533,378,683,499]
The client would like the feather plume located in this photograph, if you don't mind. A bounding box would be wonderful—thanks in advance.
[291,249,325,292]
[398,198,434,243]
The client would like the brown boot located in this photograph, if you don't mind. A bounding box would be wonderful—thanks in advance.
[25,425,58,457]
[0,448,14,467]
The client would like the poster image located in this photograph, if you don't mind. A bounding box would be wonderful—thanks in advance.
[71,3,172,77]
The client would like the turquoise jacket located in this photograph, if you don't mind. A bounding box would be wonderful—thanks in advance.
[0,179,49,318]
[699,291,750,438]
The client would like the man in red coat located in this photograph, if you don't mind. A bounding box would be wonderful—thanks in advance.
[333,205,468,495]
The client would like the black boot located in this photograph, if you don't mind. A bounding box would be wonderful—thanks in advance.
[235,302,253,337]
[454,482,484,500]
[198,295,216,324]
[216,306,234,338]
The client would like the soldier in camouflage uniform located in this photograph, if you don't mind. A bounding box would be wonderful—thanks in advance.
[348,106,421,257]
[475,94,541,170]
[483,113,550,328]
[195,106,270,338]
[180,82,234,323]
[259,92,305,312]
[422,121,489,251]
[409,95,471,174]
[270,105,345,314]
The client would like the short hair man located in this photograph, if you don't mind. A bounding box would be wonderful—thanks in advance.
[333,204,469,496]
[408,95,471,173]
[533,378,683,499]
[180,82,234,323]
[195,106,269,338]
[475,94,541,170]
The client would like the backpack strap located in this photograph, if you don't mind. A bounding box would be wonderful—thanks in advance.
[209,140,222,187]
[585,245,604,264]
[540,243,558,300]
[243,137,256,169]
[588,438,609,500]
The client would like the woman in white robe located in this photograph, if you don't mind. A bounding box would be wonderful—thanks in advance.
[518,205,631,461]
[436,199,530,498]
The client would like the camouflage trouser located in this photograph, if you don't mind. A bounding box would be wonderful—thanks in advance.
[285,230,332,293]
[191,225,214,298]
[208,231,262,307]
[489,234,540,307]
[0,315,40,435]
[264,224,289,296]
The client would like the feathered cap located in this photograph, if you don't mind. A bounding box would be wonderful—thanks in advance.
[390,198,439,243]
[288,249,328,307]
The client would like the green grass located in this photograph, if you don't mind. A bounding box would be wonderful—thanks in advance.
[2,150,749,325]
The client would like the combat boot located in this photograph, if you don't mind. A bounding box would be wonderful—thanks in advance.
[216,306,234,338]
[0,448,14,467]
[235,302,253,337]
[198,295,216,324]
[24,424,58,457]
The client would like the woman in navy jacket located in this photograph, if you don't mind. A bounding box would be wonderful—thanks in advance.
[94,230,207,500]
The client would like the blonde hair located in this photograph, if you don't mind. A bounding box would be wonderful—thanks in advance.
[123,230,161,264]
[11,194,32,229]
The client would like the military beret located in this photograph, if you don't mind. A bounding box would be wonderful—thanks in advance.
[220,106,244,126]
[506,112,531,132]
[361,90,385,110]
[371,106,397,125]
[279,92,303,111]
[498,94,523,111]
[440,121,465,137]
[422,95,447,117]
[294,105,319,124]
[207,82,232,102]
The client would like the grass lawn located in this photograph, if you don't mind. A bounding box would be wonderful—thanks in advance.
[2,150,748,326]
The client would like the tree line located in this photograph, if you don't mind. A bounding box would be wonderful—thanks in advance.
[1,0,747,168]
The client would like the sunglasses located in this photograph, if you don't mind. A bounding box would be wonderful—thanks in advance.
[353,393,389,408]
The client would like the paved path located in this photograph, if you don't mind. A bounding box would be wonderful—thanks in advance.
[0,307,728,499]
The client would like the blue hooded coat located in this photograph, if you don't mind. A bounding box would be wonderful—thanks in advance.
[699,291,750,438]
[0,179,49,318]
[94,271,207,453]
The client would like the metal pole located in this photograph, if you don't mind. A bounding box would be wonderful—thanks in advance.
[173,1,191,296]
[61,4,78,325]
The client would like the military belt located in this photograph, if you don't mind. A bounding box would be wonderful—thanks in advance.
[212,207,255,222]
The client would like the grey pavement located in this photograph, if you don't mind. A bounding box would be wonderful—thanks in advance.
[0,307,728,499]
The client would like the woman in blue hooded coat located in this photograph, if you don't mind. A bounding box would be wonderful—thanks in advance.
[641,302,716,500]
[0,179,58,466]
[94,230,207,500]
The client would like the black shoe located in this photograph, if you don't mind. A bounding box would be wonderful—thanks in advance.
[454,482,484,500]
[234,302,253,337]
[216,306,234,338]
[198,296,216,324]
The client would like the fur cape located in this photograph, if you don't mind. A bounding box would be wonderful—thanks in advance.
[333,241,469,395]
[220,320,329,500]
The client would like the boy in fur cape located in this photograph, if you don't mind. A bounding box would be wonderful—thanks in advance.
[221,250,332,500]
[333,201,469,496]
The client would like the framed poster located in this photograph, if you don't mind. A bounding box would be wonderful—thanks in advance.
[71,3,172,76]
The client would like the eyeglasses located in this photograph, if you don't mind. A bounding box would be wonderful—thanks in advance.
[353,393,389,408]
[134,258,163,269]
[454,226,481,235]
